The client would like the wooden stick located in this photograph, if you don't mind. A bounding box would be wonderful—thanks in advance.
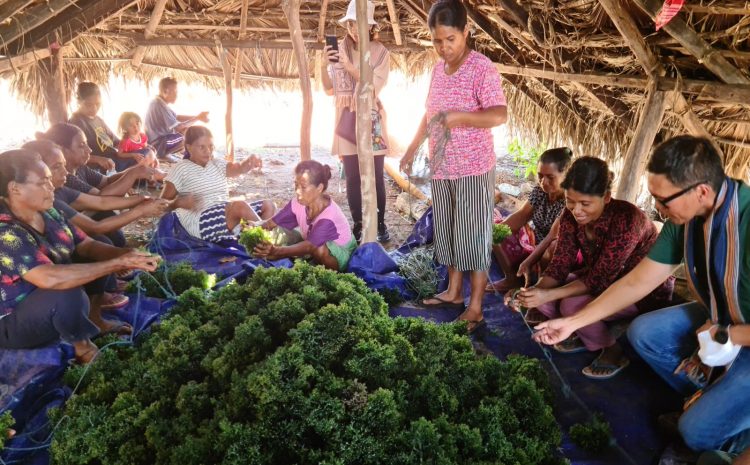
[681,3,750,15]
[140,60,296,81]
[39,44,68,125]
[217,45,234,162]
[126,35,425,51]
[616,80,668,202]
[282,0,312,161]
[117,24,290,33]
[385,0,403,46]
[356,0,377,244]
[130,0,168,68]
[634,0,750,85]
[0,0,34,24]
[0,47,51,73]
[233,0,250,88]
[0,0,80,50]
[317,0,329,41]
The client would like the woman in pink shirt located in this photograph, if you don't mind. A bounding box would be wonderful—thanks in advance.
[401,0,507,333]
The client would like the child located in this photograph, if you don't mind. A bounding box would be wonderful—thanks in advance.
[160,126,274,243]
[118,112,158,169]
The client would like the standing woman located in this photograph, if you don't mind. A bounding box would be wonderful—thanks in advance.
[400,0,508,332]
[321,0,390,243]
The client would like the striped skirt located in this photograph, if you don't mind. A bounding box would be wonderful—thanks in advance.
[431,168,495,271]
[198,200,264,243]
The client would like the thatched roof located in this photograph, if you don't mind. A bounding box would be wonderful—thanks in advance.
[1,0,750,179]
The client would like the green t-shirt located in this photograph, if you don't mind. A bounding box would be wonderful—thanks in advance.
[648,182,750,322]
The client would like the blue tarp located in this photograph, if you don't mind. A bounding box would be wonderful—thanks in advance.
[1,210,679,465]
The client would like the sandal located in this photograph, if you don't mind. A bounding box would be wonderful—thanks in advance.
[421,296,466,310]
[100,293,130,310]
[553,336,587,354]
[465,319,487,335]
[582,354,630,380]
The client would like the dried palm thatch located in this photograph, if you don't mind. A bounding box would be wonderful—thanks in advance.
[0,0,749,178]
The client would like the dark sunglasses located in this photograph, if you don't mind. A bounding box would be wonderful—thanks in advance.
[653,181,706,208]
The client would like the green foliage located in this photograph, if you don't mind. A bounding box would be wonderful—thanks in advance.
[397,247,440,301]
[52,261,562,465]
[126,261,214,299]
[238,226,272,256]
[492,223,513,245]
[509,138,546,179]
[569,414,612,452]
[0,411,14,451]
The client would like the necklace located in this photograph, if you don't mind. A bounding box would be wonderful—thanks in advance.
[444,47,470,75]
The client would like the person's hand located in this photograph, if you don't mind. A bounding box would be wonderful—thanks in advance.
[323,45,339,64]
[516,286,553,309]
[242,155,263,171]
[128,152,146,163]
[139,198,170,217]
[695,319,714,336]
[517,257,537,286]
[197,111,209,123]
[253,241,278,260]
[118,250,161,272]
[400,147,417,175]
[91,156,115,173]
[532,317,577,346]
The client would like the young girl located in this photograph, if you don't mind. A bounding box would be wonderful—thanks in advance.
[118,112,159,170]
[160,126,272,243]
[253,160,357,271]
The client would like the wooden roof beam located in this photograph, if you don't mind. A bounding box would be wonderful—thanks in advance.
[681,3,750,15]
[400,0,427,27]
[317,0,329,40]
[233,0,250,87]
[385,0,402,46]
[597,0,718,149]
[634,0,750,85]
[0,0,35,24]
[0,0,79,51]
[141,60,296,82]
[130,0,168,69]
[494,0,545,45]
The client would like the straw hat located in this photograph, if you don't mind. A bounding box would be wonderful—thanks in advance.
[339,0,376,25]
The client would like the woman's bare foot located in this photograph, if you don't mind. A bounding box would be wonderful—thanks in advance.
[485,277,522,293]
[422,291,463,307]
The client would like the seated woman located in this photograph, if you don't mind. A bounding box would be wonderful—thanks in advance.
[160,126,274,243]
[509,156,674,379]
[38,123,159,198]
[253,160,357,271]
[0,150,159,363]
[487,147,571,292]
[22,139,169,241]
[69,82,157,173]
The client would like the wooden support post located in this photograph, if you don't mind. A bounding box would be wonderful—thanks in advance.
[317,0,330,40]
[616,80,668,202]
[356,0,377,244]
[39,43,68,125]
[385,0,403,46]
[218,45,234,162]
[282,0,312,161]
[130,0,168,69]
[233,0,250,87]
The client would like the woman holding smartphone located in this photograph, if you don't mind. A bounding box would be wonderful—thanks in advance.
[321,0,390,243]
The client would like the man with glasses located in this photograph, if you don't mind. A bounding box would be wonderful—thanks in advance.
[533,136,750,463]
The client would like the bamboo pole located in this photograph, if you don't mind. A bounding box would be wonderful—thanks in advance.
[39,43,68,125]
[233,0,250,88]
[616,80,668,202]
[385,0,403,45]
[0,47,51,73]
[317,0,329,40]
[130,0,168,69]
[282,0,312,161]
[218,45,234,162]
[356,0,378,244]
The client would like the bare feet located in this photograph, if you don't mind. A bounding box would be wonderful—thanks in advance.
[485,277,522,293]
[73,339,99,364]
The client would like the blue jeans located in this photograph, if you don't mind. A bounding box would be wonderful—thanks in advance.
[628,302,750,454]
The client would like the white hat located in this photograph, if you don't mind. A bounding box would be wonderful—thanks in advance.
[339,0,376,25]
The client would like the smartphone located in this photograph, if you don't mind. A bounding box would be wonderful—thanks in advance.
[325,35,338,63]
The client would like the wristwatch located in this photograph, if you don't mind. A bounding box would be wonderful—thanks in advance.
[714,324,730,344]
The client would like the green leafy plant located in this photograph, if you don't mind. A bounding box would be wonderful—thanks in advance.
[125,261,214,299]
[569,414,612,452]
[239,225,272,256]
[52,262,562,465]
[508,138,546,179]
[397,247,440,301]
[0,411,14,451]
[492,223,513,245]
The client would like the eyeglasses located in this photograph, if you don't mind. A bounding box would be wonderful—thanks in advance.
[653,181,706,208]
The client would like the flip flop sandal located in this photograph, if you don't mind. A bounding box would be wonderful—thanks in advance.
[466,319,487,335]
[420,296,466,310]
[553,336,587,354]
[100,293,130,310]
[582,356,631,380]
[98,321,133,337]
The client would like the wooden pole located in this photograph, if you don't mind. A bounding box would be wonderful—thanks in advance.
[130,0,168,69]
[218,45,234,162]
[233,0,250,87]
[385,0,403,45]
[39,43,68,125]
[356,0,378,243]
[282,0,312,161]
[616,80,668,202]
